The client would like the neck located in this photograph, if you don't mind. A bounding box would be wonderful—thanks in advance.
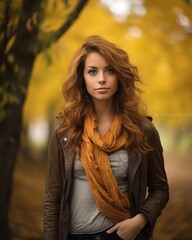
[93,99,115,123]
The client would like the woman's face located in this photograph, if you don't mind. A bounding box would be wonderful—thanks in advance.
[83,52,118,104]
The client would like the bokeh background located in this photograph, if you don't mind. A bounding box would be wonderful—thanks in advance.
[1,0,192,239]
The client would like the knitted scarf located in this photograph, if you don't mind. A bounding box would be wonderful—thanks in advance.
[80,114,131,224]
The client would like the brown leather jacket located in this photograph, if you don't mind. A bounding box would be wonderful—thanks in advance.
[44,119,169,240]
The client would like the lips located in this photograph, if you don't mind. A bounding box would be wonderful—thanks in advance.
[95,87,109,93]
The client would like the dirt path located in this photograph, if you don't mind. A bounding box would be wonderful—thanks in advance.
[153,152,192,240]
[9,158,45,240]
[9,152,192,240]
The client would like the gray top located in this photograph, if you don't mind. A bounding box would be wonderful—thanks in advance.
[69,149,129,234]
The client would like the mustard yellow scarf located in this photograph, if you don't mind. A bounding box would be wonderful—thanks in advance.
[80,114,131,224]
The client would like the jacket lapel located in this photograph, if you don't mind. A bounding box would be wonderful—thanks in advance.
[128,151,142,200]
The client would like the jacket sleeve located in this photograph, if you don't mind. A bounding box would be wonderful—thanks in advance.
[139,122,169,234]
[44,126,63,240]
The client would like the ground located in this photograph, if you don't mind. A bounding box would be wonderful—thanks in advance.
[9,151,192,240]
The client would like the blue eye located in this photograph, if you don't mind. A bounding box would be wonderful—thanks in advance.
[88,69,97,76]
[106,68,115,74]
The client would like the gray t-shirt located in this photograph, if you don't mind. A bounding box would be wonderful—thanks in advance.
[69,149,129,234]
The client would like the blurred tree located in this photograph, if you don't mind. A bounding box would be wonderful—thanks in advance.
[100,0,192,135]
[186,0,192,5]
[0,0,88,239]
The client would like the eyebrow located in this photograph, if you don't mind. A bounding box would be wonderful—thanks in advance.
[86,65,112,69]
[87,66,97,69]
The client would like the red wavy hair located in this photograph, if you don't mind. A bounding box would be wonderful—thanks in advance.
[59,35,150,153]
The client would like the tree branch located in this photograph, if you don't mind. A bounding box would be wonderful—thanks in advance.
[38,0,89,52]
[0,0,12,55]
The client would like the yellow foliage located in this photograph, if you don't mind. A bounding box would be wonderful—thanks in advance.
[23,0,192,136]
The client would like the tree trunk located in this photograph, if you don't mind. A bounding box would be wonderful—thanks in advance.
[0,102,24,240]
[0,0,39,237]
[0,51,35,240]
[0,0,88,238]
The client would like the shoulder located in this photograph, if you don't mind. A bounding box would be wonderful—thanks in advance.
[141,116,161,141]
[50,113,67,144]
[140,116,162,149]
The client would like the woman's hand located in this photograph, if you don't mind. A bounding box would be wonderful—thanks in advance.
[106,214,147,240]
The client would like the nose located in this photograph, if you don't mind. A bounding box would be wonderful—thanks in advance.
[98,72,106,84]
[98,79,106,84]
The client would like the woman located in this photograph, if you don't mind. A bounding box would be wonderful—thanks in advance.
[44,35,169,240]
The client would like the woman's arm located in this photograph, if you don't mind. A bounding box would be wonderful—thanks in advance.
[107,122,169,240]
[139,122,169,234]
